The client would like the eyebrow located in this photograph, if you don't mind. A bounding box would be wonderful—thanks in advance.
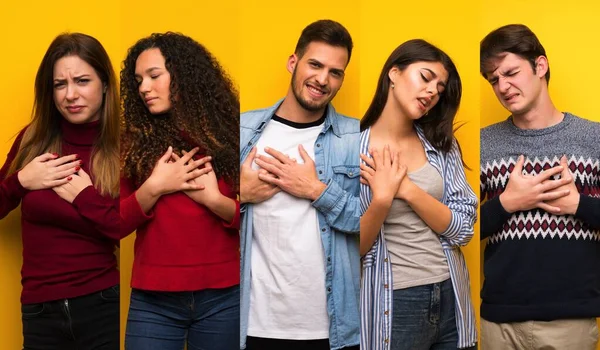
[134,67,162,77]
[53,74,91,82]
[486,66,519,81]
[422,68,446,87]
[308,58,345,76]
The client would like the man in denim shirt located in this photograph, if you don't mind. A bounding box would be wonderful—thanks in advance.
[239,20,360,350]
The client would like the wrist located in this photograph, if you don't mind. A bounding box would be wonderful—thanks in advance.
[17,171,31,190]
[499,192,517,213]
[401,181,419,203]
[142,179,163,198]
[309,181,327,201]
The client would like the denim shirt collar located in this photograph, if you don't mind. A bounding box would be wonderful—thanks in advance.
[253,98,341,137]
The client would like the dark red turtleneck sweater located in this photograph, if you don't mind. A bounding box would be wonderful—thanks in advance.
[0,119,119,304]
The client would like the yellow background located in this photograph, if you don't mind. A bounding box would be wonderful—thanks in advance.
[118,1,241,349]
[479,1,600,345]
[359,0,482,343]
[0,1,121,348]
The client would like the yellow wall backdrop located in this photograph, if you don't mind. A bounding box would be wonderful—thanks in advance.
[239,0,359,116]
[360,0,481,342]
[0,1,120,348]
[479,1,600,345]
[118,0,240,348]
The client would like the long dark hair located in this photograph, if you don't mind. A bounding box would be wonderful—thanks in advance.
[120,32,239,189]
[8,33,120,197]
[360,39,462,155]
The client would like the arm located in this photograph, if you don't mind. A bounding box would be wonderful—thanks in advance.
[0,130,28,219]
[120,176,154,238]
[428,141,478,247]
[72,186,120,243]
[359,196,390,256]
[480,196,511,239]
[574,195,600,229]
[312,176,361,234]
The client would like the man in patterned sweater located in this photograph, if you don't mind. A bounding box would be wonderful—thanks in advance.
[479,24,600,349]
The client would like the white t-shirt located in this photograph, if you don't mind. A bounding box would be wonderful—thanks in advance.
[248,115,329,339]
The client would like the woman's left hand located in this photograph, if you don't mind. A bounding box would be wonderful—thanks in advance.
[171,151,222,207]
[53,168,94,203]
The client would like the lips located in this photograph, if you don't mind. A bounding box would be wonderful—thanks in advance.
[306,83,327,98]
[503,93,518,102]
[66,105,84,113]
[145,97,158,104]
[417,97,431,112]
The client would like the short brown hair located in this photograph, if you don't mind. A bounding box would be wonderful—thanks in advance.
[294,19,353,63]
[480,24,550,84]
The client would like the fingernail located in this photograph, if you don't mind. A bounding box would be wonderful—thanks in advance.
[67,176,72,181]
[265,147,270,151]
[52,153,59,157]
[75,166,81,171]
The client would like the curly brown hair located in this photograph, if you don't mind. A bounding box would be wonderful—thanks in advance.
[120,32,239,189]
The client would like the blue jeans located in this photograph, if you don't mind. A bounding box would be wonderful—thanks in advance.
[125,285,240,350]
[391,279,468,350]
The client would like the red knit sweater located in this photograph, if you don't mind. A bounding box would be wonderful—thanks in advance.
[120,157,240,291]
[0,119,119,304]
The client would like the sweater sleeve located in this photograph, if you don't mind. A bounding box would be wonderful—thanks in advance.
[0,130,28,219]
[480,196,512,239]
[575,194,600,229]
[71,186,120,243]
[120,177,154,238]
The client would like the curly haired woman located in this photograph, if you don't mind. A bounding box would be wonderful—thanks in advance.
[120,32,240,350]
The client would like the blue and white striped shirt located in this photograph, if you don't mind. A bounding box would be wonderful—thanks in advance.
[360,126,478,349]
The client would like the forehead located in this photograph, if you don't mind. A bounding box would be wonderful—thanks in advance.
[484,52,530,76]
[300,41,349,69]
[135,48,166,71]
[53,55,96,77]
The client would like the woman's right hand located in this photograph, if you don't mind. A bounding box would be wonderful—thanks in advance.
[18,153,81,190]
[360,145,407,205]
[145,146,213,196]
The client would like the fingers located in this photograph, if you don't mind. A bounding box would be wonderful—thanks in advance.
[54,167,80,180]
[56,159,82,172]
[360,163,375,177]
[158,146,173,163]
[36,153,60,163]
[185,156,212,172]
[371,148,382,170]
[511,155,525,176]
[258,171,281,186]
[77,167,90,180]
[360,153,376,169]
[383,145,390,166]
[47,154,79,167]
[397,164,408,179]
[298,144,312,164]
[242,147,258,168]
[179,147,200,164]
[184,167,213,181]
[171,152,182,162]
[254,157,284,177]
[537,165,564,182]
[47,177,72,187]
[182,182,205,191]
[539,175,572,193]
[360,168,374,184]
[539,189,570,202]
[537,202,561,214]
[559,155,573,181]
[264,147,292,164]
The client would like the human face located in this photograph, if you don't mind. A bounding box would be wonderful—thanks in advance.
[484,52,547,116]
[53,55,104,124]
[289,41,348,112]
[135,48,172,114]
[388,61,448,120]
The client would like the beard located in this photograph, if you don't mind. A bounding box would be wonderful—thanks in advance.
[290,67,333,112]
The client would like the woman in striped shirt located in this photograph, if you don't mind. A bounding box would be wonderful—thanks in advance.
[359,39,478,350]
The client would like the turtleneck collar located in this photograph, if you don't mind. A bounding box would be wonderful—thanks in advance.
[60,118,101,146]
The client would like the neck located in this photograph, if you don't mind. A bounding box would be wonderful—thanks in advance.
[512,88,563,129]
[275,87,327,123]
[371,94,415,142]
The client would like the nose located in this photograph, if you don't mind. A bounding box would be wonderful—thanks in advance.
[139,78,151,95]
[65,83,79,101]
[315,70,329,86]
[425,81,437,96]
[498,77,510,94]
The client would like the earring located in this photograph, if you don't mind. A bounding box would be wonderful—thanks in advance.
[391,83,395,89]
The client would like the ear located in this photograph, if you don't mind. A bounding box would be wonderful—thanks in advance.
[534,55,549,79]
[287,54,298,74]
[388,66,400,85]
[103,84,108,94]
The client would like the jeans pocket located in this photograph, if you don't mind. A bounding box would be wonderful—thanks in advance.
[21,303,45,318]
[100,285,120,302]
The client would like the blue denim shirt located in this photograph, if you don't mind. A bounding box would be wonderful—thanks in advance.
[240,99,361,349]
